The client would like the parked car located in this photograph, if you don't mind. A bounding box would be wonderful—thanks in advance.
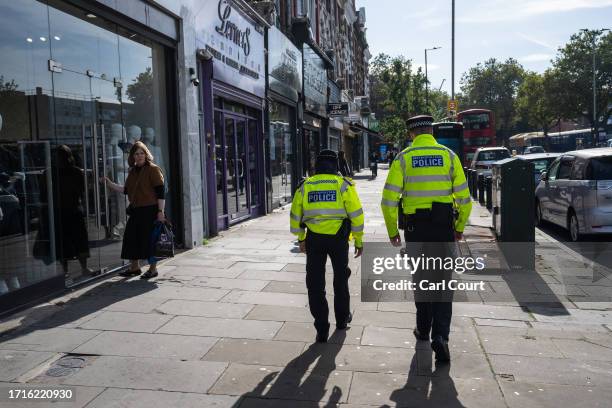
[515,153,562,188]
[470,147,511,175]
[535,148,612,241]
[523,145,546,154]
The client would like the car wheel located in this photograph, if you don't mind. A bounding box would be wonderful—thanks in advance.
[569,212,581,242]
[535,201,544,227]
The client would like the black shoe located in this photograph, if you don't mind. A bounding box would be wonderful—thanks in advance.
[140,269,158,280]
[413,328,430,341]
[431,336,451,362]
[119,268,141,277]
[336,312,353,330]
[316,330,329,343]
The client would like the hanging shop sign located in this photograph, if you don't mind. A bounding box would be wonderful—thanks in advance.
[197,0,265,97]
[327,102,349,117]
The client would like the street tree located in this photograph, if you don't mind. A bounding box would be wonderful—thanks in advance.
[369,53,445,143]
[379,116,406,146]
[460,58,527,143]
[516,70,561,148]
[549,29,612,138]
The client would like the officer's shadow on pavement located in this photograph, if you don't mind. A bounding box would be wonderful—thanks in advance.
[381,347,465,408]
[0,278,158,342]
[232,330,348,407]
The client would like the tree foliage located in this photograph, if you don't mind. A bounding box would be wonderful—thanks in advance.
[460,58,527,142]
[516,70,559,135]
[369,54,449,144]
[549,29,612,128]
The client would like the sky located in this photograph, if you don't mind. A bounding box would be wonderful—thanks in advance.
[355,0,612,97]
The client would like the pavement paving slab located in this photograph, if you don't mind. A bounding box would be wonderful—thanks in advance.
[262,281,309,294]
[348,370,505,407]
[0,328,100,353]
[84,388,238,408]
[155,299,254,318]
[61,356,227,393]
[188,276,270,291]
[489,354,612,386]
[274,322,363,344]
[500,381,612,408]
[156,316,282,339]
[208,362,353,403]
[221,290,309,308]
[0,350,56,381]
[78,311,172,333]
[245,305,314,323]
[203,338,305,366]
[72,331,218,359]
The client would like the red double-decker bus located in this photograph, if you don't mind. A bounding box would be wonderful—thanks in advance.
[457,109,496,165]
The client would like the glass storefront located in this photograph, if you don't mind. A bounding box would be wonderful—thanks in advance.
[0,0,173,297]
[268,101,295,207]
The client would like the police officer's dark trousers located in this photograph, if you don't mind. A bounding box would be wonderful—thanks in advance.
[305,227,351,334]
[404,203,455,341]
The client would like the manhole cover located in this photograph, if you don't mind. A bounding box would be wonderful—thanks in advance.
[46,366,76,377]
[56,356,87,368]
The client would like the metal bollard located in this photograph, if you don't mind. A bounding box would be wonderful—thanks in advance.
[471,170,478,199]
[478,174,486,205]
[485,175,493,210]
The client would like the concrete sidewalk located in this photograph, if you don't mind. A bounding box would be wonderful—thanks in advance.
[1,167,612,407]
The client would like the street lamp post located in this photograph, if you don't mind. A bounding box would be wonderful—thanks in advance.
[580,28,610,146]
[425,46,441,109]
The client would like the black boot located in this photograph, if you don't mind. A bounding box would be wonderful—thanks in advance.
[431,335,450,362]
[413,328,430,341]
[336,312,353,330]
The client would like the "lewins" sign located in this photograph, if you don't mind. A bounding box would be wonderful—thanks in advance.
[216,0,251,57]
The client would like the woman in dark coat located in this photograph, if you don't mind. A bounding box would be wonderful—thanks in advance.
[102,141,165,279]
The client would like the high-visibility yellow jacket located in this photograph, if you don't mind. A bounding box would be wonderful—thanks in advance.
[290,174,365,248]
[381,133,472,238]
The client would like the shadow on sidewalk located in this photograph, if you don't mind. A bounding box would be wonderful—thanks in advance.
[382,347,465,408]
[234,330,347,407]
[0,278,157,341]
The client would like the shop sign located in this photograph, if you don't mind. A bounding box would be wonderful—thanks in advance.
[197,0,265,97]
[268,27,302,102]
[327,102,349,117]
[303,44,327,117]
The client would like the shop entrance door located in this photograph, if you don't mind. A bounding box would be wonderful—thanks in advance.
[224,116,251,221]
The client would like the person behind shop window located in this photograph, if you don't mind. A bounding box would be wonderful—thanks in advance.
[101,141,166,279]
[338,150,352,178]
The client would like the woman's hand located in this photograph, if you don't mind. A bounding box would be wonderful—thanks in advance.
[157,211,166,223]
[99,176,109,185]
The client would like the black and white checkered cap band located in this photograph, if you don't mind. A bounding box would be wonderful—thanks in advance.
[407,120,433,129]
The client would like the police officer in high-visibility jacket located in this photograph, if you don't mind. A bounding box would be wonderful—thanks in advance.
[381,115,472,362]
[290,150,365,343]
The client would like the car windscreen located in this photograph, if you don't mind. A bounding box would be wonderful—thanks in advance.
[530,158,555,173]
[478,150,510,161]
[588,157,612,180]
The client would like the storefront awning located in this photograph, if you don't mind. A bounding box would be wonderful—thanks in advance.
[348,122,381,138]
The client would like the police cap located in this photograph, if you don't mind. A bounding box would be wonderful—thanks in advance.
[406,115,434,130]
[316,149,338,162]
